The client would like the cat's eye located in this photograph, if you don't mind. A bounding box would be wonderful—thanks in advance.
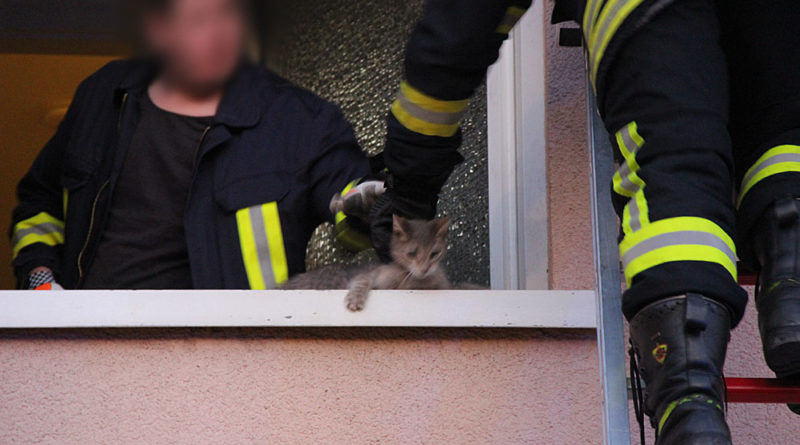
[431,251,441,258]
[408,250,417,258]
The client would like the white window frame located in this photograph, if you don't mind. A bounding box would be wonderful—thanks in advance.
[0,4,598,330]
[0,290,595,328]
[487,1,549,291]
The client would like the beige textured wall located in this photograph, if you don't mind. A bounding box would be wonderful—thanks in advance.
[1,4,799,444]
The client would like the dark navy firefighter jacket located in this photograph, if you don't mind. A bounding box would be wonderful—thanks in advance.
[10,59,369,289]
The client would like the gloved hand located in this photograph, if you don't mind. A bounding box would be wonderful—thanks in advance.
[330,177,387,252]
[329,180,386,222]
[28,268,64,290]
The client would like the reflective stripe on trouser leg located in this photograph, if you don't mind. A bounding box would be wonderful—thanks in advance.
[583,0,646,88]
[236,202,289,289]
[611,122,648,235]
[11,212,65,259]
[496,6,528,34]
[390,81,469,137]
[620,217,738,287]
[738,145,800,207]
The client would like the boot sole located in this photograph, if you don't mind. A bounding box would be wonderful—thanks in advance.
[762,328,800,415]
[763,327,800,377]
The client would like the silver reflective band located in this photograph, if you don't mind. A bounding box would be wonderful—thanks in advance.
[619,123,641,153]
[621,230,737,271]
[627,196,642,232]
[248,206,278,289]
[617,161,638,195]
[741,152,800,193]
[11,223,64,247]
[396,91,465,126]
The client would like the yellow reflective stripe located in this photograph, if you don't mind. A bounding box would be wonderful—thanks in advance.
[620,217,738,287]
[612,122,647,235]
[262,202,289,285]
[335,180,359,225]
[11,212,65,259]
[399,81,469,114]
[621,189,649,235]
[235,202,288,289]
[334,220,372,252]
[391,81,469,137]
[738,145,800,206]
[496,6,527,34]
[236,208,266,290]
[586,0,645,86]
[658,394,723,435]
[582,0,604,39]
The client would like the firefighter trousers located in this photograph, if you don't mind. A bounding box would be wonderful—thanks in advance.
[594,0,800,327]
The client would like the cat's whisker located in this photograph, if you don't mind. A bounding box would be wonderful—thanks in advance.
[398,271,413,288]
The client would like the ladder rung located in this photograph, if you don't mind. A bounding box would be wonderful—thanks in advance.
[737,264,757,286]
[726,377,800,404]
[629,377,800,404]
[738,273,757,286]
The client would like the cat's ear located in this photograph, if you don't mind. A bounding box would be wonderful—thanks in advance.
[393,215,409,239]
[434,218,450,238]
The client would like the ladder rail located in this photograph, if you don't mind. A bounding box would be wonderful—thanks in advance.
[587,80,632,444]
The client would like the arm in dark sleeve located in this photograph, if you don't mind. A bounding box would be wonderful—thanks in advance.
[306,104,371,250]
[384,0,532,215]
[9,81,84,287]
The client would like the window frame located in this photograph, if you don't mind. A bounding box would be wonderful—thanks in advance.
[0,4,598,331]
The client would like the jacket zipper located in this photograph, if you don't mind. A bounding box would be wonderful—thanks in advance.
[196,126,211,159]
[77,93,129,280]
[77,179,109,278]
[186,126,211,202]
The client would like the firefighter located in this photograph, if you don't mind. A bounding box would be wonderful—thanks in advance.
[9,0,371,291]
[369,0,800,443]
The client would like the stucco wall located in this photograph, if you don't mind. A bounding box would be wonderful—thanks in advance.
[1,3,799,444]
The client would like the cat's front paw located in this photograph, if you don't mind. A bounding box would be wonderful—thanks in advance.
[346,293,367,312]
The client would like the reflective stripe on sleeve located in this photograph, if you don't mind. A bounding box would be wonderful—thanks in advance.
[391,81,469,137]
[333,179,372,252]
[584,0,646,87]
[738,145,800,207]
[335,180,359,225]
[619,217,738,287]
[11,212,65,259]
[236,202,288,289]
[496,6,527,34]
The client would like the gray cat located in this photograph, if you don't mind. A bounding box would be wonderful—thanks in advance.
[281,215,451,311]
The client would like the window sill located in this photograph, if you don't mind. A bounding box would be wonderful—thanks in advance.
[0,290,596,329]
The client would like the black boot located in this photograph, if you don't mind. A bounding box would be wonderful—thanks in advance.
[753,197,800,413]
[629,294,732,445]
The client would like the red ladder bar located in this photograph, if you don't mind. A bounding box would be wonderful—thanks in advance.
[726,378,800,404]
[629,378,800,403]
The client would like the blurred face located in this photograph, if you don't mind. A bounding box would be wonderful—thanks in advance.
[145,0,246,89]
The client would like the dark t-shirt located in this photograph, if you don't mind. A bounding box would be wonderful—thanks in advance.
[83,94,213,289]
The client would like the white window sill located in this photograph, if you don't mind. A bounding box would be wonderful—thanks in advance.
[0,290,596,329]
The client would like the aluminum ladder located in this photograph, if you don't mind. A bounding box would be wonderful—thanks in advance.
[586,78,800,445]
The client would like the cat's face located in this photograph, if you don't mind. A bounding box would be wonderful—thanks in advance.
[390,215,450,279]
